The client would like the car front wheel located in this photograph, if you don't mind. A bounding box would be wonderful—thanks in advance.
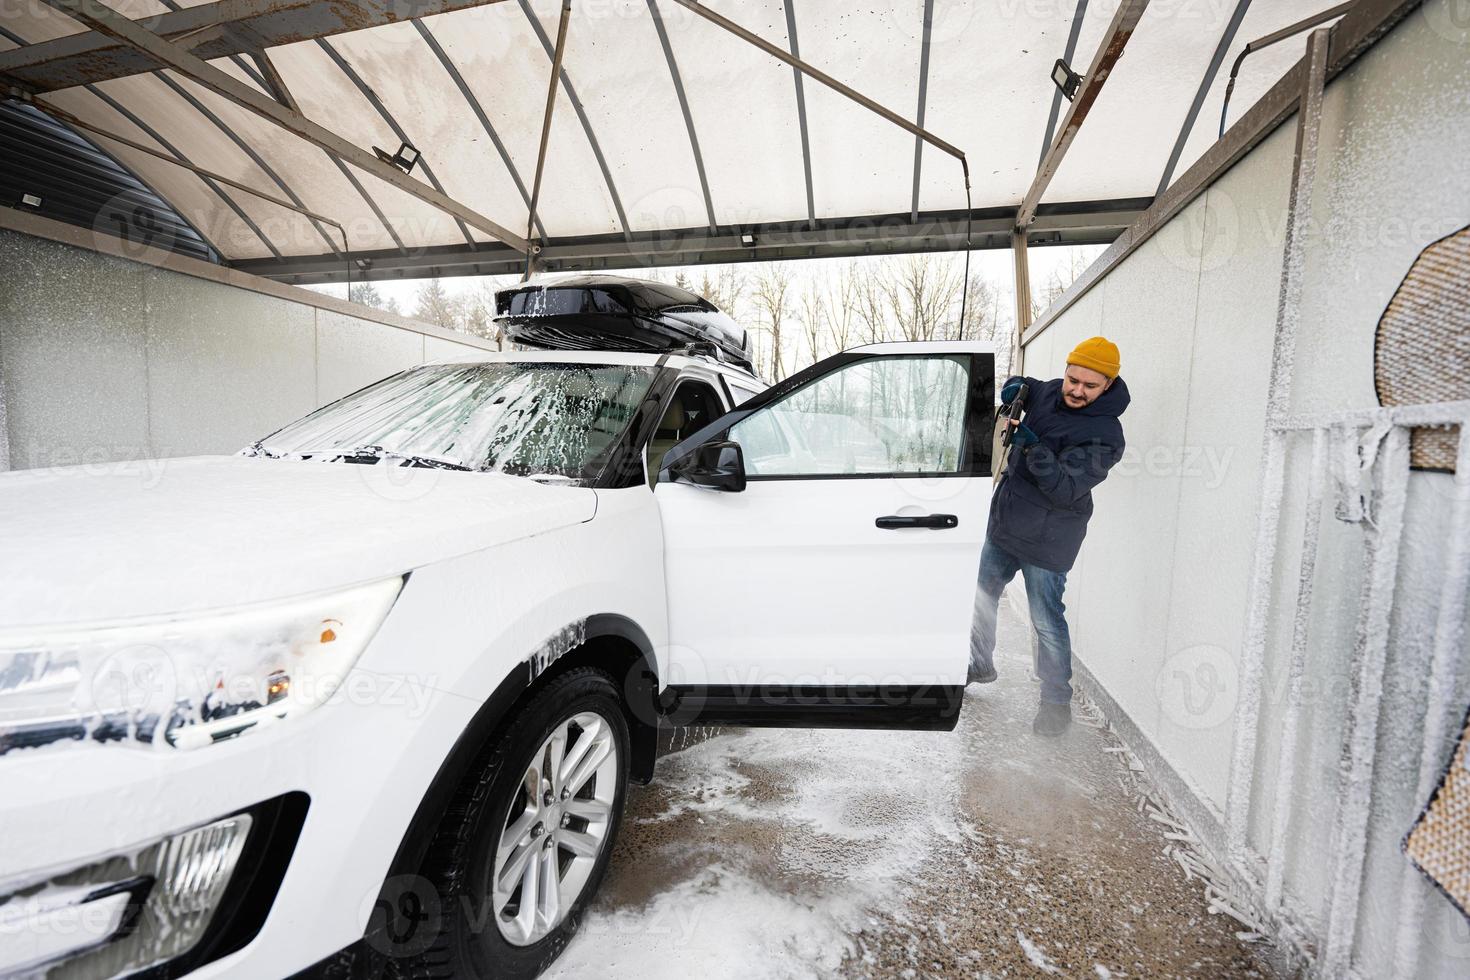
[410,667,629,979]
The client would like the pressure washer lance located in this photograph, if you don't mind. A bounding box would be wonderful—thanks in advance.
[1000,383,1029,449]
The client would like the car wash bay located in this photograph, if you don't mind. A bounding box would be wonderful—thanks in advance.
[569,595,1278,979]
[3,1,1469,978]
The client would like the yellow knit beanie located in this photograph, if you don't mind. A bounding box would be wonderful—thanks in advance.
[1067,336,1121,379]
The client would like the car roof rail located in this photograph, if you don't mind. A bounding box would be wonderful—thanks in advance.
[675,340,758,377]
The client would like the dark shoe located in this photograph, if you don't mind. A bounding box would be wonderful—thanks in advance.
[967,664,998,685]
[1032,702,1072,736]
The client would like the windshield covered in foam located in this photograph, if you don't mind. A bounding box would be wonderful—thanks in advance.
[251,362,657,484]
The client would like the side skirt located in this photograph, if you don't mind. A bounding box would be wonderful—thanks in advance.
[660,684,964,731]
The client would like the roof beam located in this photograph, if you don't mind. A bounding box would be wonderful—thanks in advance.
[1036,0,1089,170]
[909,0,935,223]
[518,0,631,240]
[35,97,347,240]
[250,50,299,112]
[0,0,512,94]
[35,0,530,253]
[672,0,965,164]
[1021,0,1425,347]
[1016,0,1150,229]
[313,37,477,247]
[523,0,572,276]
[413,19,545,242]
[648,0,716,233]
[232,199,1150,285]
[1154,0,1252,195]
[783,0,816,229]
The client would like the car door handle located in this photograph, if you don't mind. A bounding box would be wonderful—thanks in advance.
[875,514,959,530]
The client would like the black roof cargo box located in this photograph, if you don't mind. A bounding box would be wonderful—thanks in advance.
[496,275,754,371]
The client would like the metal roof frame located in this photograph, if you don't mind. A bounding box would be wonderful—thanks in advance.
[1155,0,1254,195]
[233,198,1149,285]
[783,0,816,230]
[312,36,476,248]
[647,0,716,234]
[0,0,515,93]
[1021,0,1427,348]
[1017,0,1150,229]
[35,0,530,254]
[414,18,545,243]
[517,0,630,241]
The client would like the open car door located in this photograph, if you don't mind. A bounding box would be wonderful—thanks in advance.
[654,342,995,730]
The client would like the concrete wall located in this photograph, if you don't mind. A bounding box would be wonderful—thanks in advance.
[1024,4,1470,975]
[0,227,488,471]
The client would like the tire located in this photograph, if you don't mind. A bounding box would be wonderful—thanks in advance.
[406,668,630,979]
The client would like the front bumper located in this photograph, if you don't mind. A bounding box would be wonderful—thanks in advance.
[0,671,476,979]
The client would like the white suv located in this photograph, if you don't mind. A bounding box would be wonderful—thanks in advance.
[0,279,996,980]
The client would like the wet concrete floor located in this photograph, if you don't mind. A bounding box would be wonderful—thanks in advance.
[549,599,1282,979]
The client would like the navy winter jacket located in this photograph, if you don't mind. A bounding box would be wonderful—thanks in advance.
[987,374,1130,572]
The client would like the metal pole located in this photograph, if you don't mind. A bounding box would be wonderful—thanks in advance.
[1323,425,1411,974]
[1223,27,1330,869]
[1011,228,1032,375]
[1262,425,1328,911]
[523,0,571,280]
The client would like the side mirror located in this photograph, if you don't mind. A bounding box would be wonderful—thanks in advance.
[666,440,746,492]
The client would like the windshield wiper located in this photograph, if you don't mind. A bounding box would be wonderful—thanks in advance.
[240,440,283,459]
[299,445,473,471]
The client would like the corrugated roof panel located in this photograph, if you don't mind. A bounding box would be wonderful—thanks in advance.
[0,0,1357,267]
[1047,0,1334,203]
[669,0,809,227]
[320,20,529,245]
[796,1,922,221]
[0,100,216,261]
[540,0,712,235]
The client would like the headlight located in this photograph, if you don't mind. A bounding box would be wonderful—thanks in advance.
[0,577,403,754]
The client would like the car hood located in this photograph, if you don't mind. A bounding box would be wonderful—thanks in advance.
[0,455,598,629]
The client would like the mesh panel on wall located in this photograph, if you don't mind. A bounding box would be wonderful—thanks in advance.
[1374,225,1470,472]
[1405,704,1470,921]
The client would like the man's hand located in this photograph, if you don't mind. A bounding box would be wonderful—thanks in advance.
[1001,379,1024,404]
[1007,419,1039,449]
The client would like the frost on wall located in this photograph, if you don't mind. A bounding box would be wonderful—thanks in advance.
[1375,224,1470,472]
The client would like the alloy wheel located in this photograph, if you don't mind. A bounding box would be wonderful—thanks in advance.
[489,710,619,946]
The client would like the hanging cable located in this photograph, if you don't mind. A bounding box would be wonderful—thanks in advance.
[1219,1,1352,136]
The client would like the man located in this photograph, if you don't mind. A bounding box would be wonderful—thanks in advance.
[969,336,1129,736]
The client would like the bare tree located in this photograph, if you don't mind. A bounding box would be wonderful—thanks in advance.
[854,270,890,345]
[695,267,748,322]
[823,262,860,353]
[750,263,794,380]
[960,274,1015,379]
[457,281,500,342]
[798,278,826,369]
[1032,247,1097,319]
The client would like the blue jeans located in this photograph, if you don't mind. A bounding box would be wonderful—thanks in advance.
[969,536,1074,705]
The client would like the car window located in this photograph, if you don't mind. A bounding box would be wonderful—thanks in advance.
[727,355,971,476]
[726,381,763,405]
[647,379,725,483]
[253,362,657,484]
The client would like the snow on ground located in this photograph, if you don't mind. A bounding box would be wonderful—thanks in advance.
[549,596,1281,979]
